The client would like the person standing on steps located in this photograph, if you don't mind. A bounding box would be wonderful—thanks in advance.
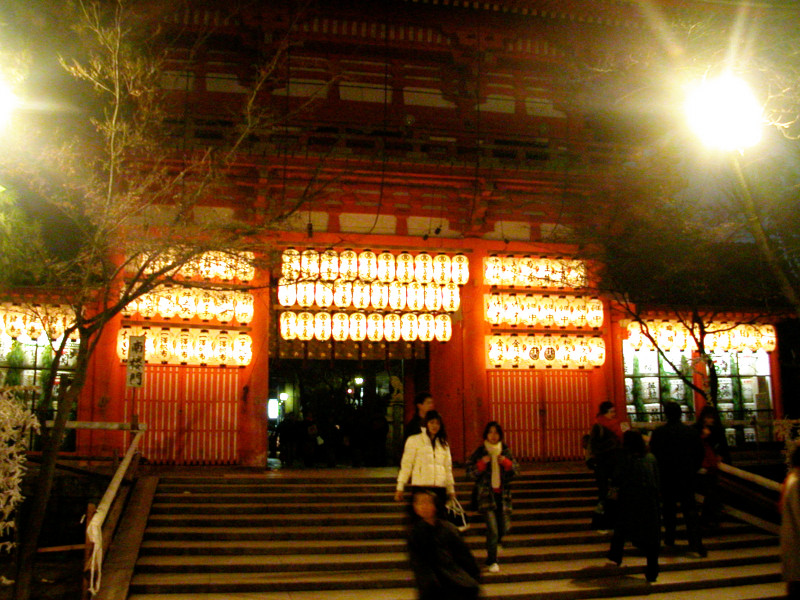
[404,392,435,442]
[395,410,455,517]
[694,404,731,529]
[650,401,706,557]
[780,442,800,599]
[588,401,625,531]
[466,421,519,574]
[407,489,482,600]
[606,429,661,583]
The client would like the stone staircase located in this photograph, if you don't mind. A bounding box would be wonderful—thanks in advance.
[126,468,784,600]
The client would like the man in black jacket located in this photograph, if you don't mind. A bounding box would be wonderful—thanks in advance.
[650,401,707,557]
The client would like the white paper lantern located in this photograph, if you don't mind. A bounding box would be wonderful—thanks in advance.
[349,312,367,341]
[367,313,384,342]
[761,325,776,352]
[400,312,418,341]
[234,294,254,324]
[396,252,414,283]
[554,297,571,328]
[486,294,503,325]
[339,250,358,281]
[432,254,451,285]
[296,281,315,308]
[501,256,517,287]
[452,253,469,285]
[424,283,442,312]
[377,251,396,283]
[279,277,298,308]
[518,295,536,327]
[518,257,536,286]
[370,281,389,310]
[320,249,339,281]
[196,290,215,321]
[214,331,232,364]
[487,336,505,366]
[586,298,604,328]
[173,328,192,363]
[441,283,460,313]
[352,280,371,310]
[233,333,253,366]
[384,313,402,342]
[333,280,352,308]
[314,312,332,341]
[157,286,179,319]
[301,248,320,280]
[503,295,521,326]
[414,252,433,284]
[332,312,349,341]
[484,256,502,285]
[296,312,314,341]
[280,311,298,340]
[282,248,301,281]
[138,293,159,319]
[155,328,172,363]
[434,314,452,342]
[406,282,425,312]
[196,330,212,364]
[388,280,406,311]
[116,327,132,360]
[358,250,378,282]
[176,289,197,319]
[315,281,334,308]
[121,295,139,317]
[216,291,236,323]
[417,313,435,342]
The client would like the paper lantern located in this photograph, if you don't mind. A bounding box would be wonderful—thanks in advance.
[116,327,132,360]
[301,248,320,280]
[501,256,517,287]
[451,253,469,285]
[234,294,254,324]
[537,295,555,327]
[358,250,378,282]
[396,252,414,283]
[315,281,334,308]
[332,312,349,341]
[486,294,503,325]
[569,297,587,327]
[588,337,606,366]
[503,295,521,326]
[320,249,339,281]
[517,257,536,286]
[406,282,425,312]
[215,291,236,323]
[280,311,298,340]
[565,261,587,288]
[534,258,555,287]
[214,331,232,364]
[24,315,44,341]
[367,313,384,342]
[761,325,776,352]
[296,281,315,308]
[552,297,570,328]
[282,248,301,281]
[400,312,418,341]
[541,339,558,365]
[176,289,197,319]
[195,329,212,363]
[349,312,367,341]
[441,283,460,313]
[46,309,68,340]
[518,295,536,327]
[216,252,237,281]
[728,327,743,352]
[199,253,217,279]
[555,337,572,366]
[196,290,215,321]
[339,250,358,281]
[384,313,402,342]
[237,252,256,282]
[154,328,172,363]
[424,283,442,312]
[487,336,505,366]
[233,333,252,366]
[370,281,389,310]
[157,287,179,319]
[434,314,452,342]
[414,252,433,284]
[586,298,604,328]
[388,281,406,310]
[484,256,502,285]
[121,295,139,317]
[296,312,314,341]
[333,280,352,308]
[417,313,435,342]
[138,293,159,319]
[173,328,192,363]
[432,254,451,285]
[352,280,371,310]
[377,251,396,283]
[314,312,332,341]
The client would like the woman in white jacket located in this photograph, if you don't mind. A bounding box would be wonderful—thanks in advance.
[395,410,455,515]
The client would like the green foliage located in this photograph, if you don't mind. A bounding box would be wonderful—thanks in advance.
[0,188,49,287]
[3,342,25,387]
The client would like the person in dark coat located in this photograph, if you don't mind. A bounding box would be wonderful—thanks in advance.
[649,401,706,556]
[607,429,661,582]
[466,421,519,573]
[407,489,482,600]
[694,404,731,528]
[404,392,435,442]
[588,401,624,531]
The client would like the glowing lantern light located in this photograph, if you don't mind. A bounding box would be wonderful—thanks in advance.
[339,250,358,281]
[349,312,367,342]
[358,250,378,282]
[452,253,469,285]
[538,295,555,327]
[407,282,425,311]
[761,325,776,352]
[296,281,315,308]
[586,298,604,328]
[566,261,587,288]
[138,293,158,319]
[176,289,197,319]
[384,313,402,342]
[541,339,558,365]
[518,295,536,326]
[414,252,433,284]
[320,249,339,281]
[554,297,571,327]
[233,333,252,366]
[486,294,503,325]
[400,312,418,341]
[296,312,314,341]
[352,280,371,310]
[238,252,256,282]
[315,281,334,308]
[370,281,389,310]
[301,248,320,280]
[367,313,384,342]
[570,297,587,327]
[46,311,67,341]
[484,256,502,285]
[196,290,215,321]
[154,328,172,363]
[215,292,235,324]
[588,337,606,366]
[434,314,452,342]
[157,287,179,319]
[534,258,555,287]
[396,252,414,283]
[501,256,517,286]
[503,294,521,326]
[627,322,644,350]
[280,312,298,340]
[214,331,232,364]
[728,326,743,352]
[174,329,192,363]
[217,252,237,281]
[234,294,254,324]
[424,283,442,312]
[116,327,132,359]
[518,257,536,286]
[418,313,435,342]
[388,281,406,310]
[573,338,590,368]
[441,283,460,313]
[314,312,332,341]
[332,313,349,342]
[196,330,212,363]
[333,280,352,308]
[377,251,395,283]
[432,254,451,285]
[282,248,301,281]
[24,315,44,341]
[488,336,505,366]
[121,295,138,317]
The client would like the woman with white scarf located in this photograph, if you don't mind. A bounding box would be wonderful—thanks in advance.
[466,421,519,573]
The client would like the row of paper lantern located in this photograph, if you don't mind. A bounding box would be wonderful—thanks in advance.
[134,251,256,282]
[486,334,606,370]
[627,321,777,353]
[117,327,252,366]
[484,256,587,289]
[281,248,469,286]
[121,287,255,324]
[278,279,461,313]
[280,311,453,342]
[0,304,78,342]
[486,294,604,329]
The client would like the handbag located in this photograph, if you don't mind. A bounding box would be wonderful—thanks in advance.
[445,496,470,532]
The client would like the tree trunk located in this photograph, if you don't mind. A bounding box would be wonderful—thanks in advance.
[13,336,90,600]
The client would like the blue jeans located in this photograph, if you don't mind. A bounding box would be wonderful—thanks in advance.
[484,491,505,564]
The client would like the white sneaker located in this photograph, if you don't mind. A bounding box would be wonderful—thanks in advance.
[488,563,500,573]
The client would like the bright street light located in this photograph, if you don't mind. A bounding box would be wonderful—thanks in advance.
[0,77,18,128]
[685,73,762,151]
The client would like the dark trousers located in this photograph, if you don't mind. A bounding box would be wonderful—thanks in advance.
[483,491,505,565]
[661,482,703,550]
[608,529,659,581]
